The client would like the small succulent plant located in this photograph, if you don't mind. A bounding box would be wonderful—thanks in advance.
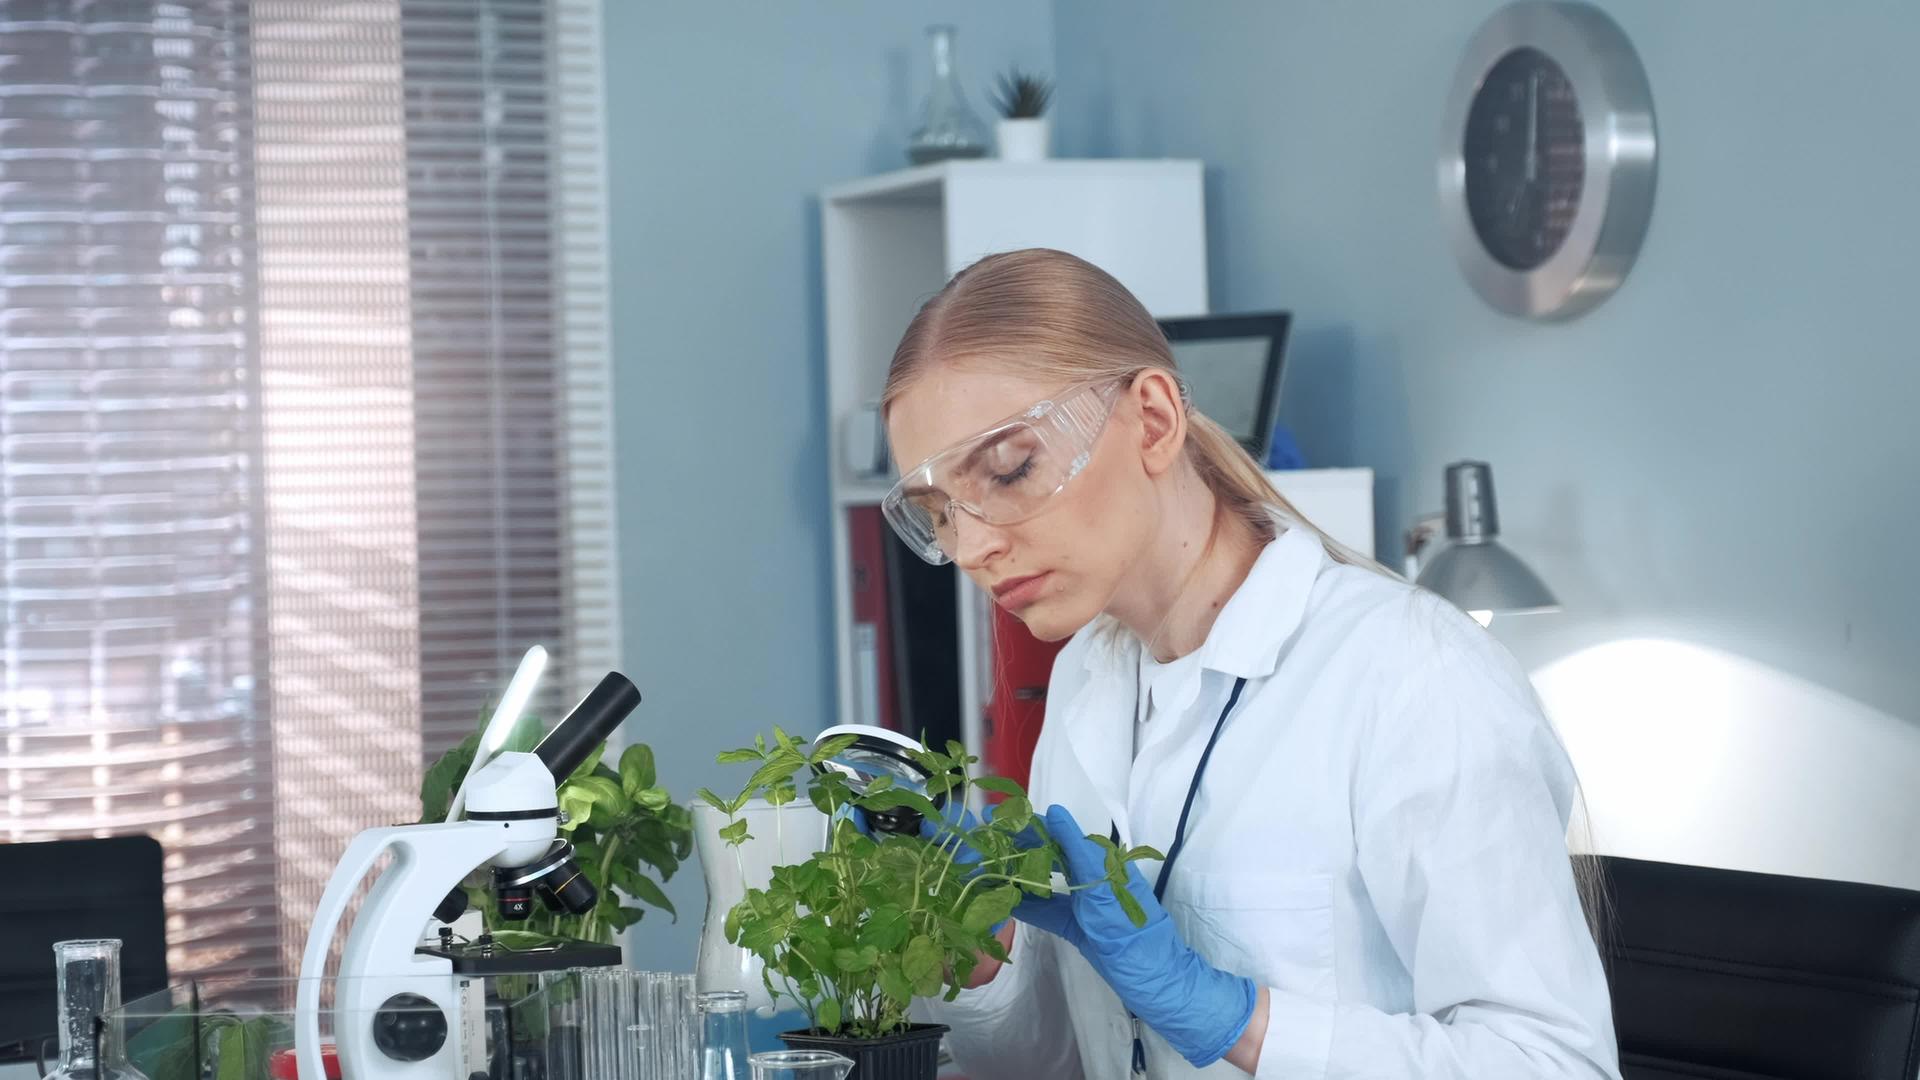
[991,68,1053,119]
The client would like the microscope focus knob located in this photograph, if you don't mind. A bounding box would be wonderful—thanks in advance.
[372,993,448,1062]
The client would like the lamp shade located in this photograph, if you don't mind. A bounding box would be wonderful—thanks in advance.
[1415,539,1559,615]
[1414,461,1559,617]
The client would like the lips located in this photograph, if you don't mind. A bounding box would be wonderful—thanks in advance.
[990,571,1052,610]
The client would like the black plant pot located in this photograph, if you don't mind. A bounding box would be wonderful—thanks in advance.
[780,1023,949,1080]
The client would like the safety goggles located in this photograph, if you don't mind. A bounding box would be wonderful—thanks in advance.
[881,380,1124,564]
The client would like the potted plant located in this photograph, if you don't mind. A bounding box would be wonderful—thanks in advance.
[699,729,1158,1080]
[991,67,1054,162]
[420,708,694,945]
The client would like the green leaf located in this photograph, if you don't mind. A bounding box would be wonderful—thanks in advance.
[1017,847,1055,893]
[961,884,1021,933]
[903,933,944,997]
[865,773,894,793]
[618,743,657,798]
[1124,844,1167,864]
[719,818,752,845]
[816,998,842,1035]
[695,787,731,815]
[901,934,941,982]
[724,902,744,944]
[1115,885,1148,928]
[988,796,1032,833]
[876,959,913,1005]
[717,748,762,765]
[602,903,646,931]
[808,733,858,765]
[419,732,479,822]
[212,1017,272,1080]
[772,725,802,754]
[855,788,941,820]
[858,905,910,952]
[617,868,677,920]
[971,775,1025,797]
[558,787,595,831]
[636,785,672,811]
[833,945,879,973]
[744,752,805,797]
[568,775,629,825]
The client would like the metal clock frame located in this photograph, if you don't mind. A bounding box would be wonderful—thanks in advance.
[1440,1,1657,320]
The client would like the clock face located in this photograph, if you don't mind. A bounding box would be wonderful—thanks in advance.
[1462,47,1585,272]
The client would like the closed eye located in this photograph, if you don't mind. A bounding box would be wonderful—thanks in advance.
[991,457,1034,487]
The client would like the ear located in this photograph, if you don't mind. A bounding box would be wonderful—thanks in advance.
[1131,368,1187,478]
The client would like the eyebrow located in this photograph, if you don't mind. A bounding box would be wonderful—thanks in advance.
[957,427,1017,475]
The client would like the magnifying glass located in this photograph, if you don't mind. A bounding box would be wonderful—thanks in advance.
[808,724,946,836]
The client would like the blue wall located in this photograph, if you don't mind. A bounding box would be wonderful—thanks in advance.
[1051,0,1920,721]
[604,2,1051,970]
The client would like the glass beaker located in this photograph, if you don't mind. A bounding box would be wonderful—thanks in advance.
[749,1049,854,1080]
[47,939,150,1080]
[697,990,751,1080]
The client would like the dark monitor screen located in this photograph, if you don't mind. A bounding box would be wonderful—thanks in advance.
[0,836,168,1062]
[1157,312,1291,462]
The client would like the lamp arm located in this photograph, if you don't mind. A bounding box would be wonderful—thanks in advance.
[1402,512,1447,580]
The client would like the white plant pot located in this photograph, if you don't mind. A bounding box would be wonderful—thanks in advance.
[996,117,1051,162]
[693,798,829,1013]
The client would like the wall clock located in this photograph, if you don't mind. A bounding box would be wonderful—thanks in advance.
[1440,1,1656,319]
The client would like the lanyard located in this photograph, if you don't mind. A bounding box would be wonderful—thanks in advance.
[1118,674,1250,1077]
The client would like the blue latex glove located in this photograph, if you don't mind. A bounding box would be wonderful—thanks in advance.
[1020,805,1257,1068]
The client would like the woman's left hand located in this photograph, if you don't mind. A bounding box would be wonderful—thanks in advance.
[1023,804,1258,1069]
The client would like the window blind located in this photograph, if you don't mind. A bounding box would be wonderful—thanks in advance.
[0,0,618,984]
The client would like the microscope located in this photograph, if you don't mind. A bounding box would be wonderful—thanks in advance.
[295,647,638,1080]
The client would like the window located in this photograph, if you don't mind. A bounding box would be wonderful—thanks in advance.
[0,0,617,983]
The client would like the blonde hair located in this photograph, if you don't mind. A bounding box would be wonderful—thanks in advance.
[881,248,1380,572]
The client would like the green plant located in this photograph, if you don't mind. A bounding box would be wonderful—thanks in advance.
[990,67,1053,119]
[420,709,693,944]
[698,729,1158,1039]
[131,1009,287,1080]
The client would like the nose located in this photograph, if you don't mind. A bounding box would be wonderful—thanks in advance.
[947,503,1009,571]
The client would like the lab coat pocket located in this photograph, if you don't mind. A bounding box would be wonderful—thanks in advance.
[1169,870,1337,1000]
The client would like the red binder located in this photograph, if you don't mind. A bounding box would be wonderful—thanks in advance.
[846,506,899,731]
[983,604,1067,790]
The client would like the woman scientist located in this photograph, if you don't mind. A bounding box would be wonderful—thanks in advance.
[877,249,1618,1078]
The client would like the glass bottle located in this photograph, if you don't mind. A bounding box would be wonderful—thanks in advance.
[698,990,752,1080]
[47,939,150,1080]
[907,25,989,164]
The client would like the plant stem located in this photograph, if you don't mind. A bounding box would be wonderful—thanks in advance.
[598,836,622,892]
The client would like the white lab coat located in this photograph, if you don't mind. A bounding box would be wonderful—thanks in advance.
[916,523,1621,1079]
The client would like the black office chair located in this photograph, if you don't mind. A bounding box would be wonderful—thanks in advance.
[1600,855,1920,1080]
[0,835,169,1066]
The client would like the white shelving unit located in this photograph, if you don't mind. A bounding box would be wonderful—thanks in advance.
[821,160,1211,745]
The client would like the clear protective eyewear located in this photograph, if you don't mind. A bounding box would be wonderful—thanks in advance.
[881,379,1124,564]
